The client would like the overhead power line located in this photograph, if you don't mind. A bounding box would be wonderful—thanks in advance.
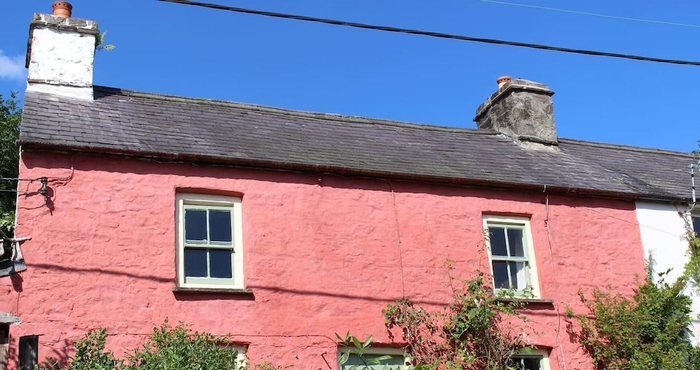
[157,0,700,67]
[478,0,700,29]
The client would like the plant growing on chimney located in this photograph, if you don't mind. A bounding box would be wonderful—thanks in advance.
[96,31,115,52]
[382,260,535,370]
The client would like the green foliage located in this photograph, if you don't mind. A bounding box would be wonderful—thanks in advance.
[382,261,533,370]
[40,320,243,370]
[685,235,700,288]
[684,220,700,290]
[127,320,242,370]
[0,92,21,257]
[336,332,403,370]
[254,362,290,370]
[96,32,116,52]
[40,329,122,370]
[568,263,700,370]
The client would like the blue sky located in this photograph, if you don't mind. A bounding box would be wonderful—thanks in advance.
[1,0,699,152]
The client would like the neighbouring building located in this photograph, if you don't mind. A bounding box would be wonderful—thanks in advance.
[0,3,698,370]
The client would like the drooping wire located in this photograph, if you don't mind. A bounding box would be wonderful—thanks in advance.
[0,177,45,182]
[477,0,700,29]
[157,0,700,67]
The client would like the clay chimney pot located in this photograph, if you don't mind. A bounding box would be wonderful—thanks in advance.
[52,1,73,18]
[497,76,512,88]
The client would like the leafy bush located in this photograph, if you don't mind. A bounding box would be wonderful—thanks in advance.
[337,332,405,370]
[383,261,533,370]
[127,320,242,370]
[41,329,121,370]
[568,263,700,370]
[40,320,242,370]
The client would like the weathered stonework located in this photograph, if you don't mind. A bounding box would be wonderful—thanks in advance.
[474,79,558,145]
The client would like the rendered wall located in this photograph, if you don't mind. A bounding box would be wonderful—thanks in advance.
[1,151,647,369]
[635,201,700,344]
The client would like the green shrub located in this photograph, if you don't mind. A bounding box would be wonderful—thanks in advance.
[40,320,242,370]
[568,262,700,370]
[127,320,242,370]
[383,261,533,370]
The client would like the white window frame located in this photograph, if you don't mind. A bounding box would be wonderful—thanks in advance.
[692,213,700,238]
[176,193,244,289]
[338,346,411,370]
[232,345,248,370]
[510,348,550,370]
[483,215,540,298]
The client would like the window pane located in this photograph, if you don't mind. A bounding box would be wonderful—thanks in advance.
[342,354,405,370]
[489,227,508,256]
[210,249,233,279]
[184,248,207,277]
[209,210,233,243]
[185,209,207,243]
[507,228,525,257]
[510,262,528,290]
[511,356,541,370]
[493,261,510,289]
[693,216,699,238]
[522,357,541,370]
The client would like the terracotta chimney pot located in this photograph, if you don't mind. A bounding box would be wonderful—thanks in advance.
[497,76,512,88]
[52,1,73,18]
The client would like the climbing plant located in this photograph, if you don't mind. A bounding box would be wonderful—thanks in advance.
[684,220,700,290]
[382,261,535,370]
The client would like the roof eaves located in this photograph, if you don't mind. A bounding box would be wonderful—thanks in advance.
[19,140,690,203]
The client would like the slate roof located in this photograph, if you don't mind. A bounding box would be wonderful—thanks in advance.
[19,86,698,202]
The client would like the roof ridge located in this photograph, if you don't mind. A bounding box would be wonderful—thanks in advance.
[93,85,497,135]
[559,138,696,158]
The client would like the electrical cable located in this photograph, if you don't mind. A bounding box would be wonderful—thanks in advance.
[543,185,568,370]
[584,207,685,238]
[158,0,700,67]
[477,0,700,29]
[386,180,407,298]
[0,177,44,182]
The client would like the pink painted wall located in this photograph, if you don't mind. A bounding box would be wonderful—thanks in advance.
[1,151,646,369]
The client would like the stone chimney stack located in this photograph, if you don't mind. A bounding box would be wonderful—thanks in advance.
[25,2,99,100]
[474,77,558,145]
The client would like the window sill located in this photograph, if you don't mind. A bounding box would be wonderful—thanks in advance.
[497,298,554,306]
[172,287,254,295]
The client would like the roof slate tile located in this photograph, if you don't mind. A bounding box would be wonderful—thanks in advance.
[18,86,697,201]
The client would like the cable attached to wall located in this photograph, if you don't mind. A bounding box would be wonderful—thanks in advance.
[543,185,568,370]
[386,180,407,298]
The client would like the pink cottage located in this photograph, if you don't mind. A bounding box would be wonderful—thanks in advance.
[0,4,696,370]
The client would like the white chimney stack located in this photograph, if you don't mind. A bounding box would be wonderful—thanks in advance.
[25,3,99,100]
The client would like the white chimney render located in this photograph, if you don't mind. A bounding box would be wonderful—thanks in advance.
[25,11,99,101]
